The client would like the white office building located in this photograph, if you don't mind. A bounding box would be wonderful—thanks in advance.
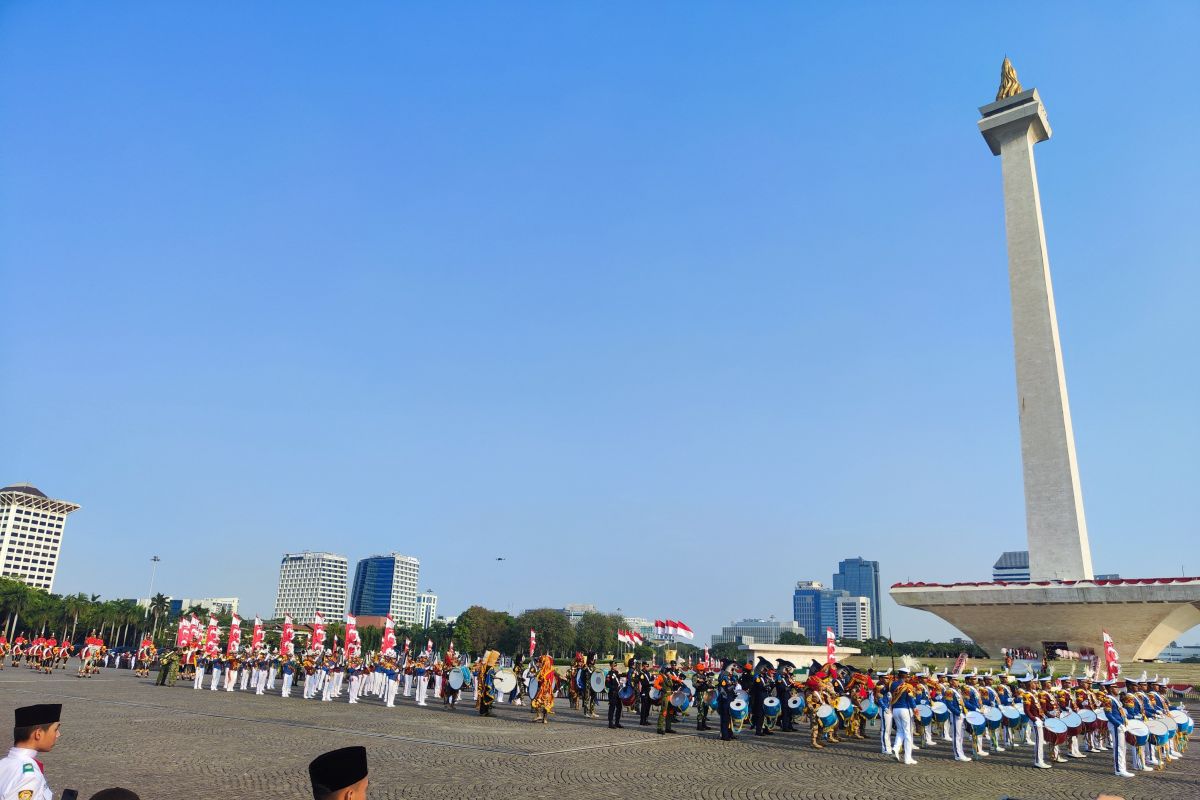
[0,484,80,592]
[836,595,872,640]
[273,551,348,621]
[416,590,438,627]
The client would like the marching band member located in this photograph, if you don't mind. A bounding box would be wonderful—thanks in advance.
[475,651,498,717]
[805,674,835,749]
[693,662,714,732]
[750,657,774,737]
[605,660,624,729]
[580,653,599,719]
[875,670,893,753]
[636,660,653,726]
[1021,676,1051,768]
[716,659,739,742]
[773,660,796,733]
[530,653,555,723]
[943,674,971,762]
[656,660,683,735]
[415,656,429,707]
[1103,681,1135,777]
[889,668,917,765]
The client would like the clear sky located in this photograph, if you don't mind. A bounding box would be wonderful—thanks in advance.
[2,3,1197,645]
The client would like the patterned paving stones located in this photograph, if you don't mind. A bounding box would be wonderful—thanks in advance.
[0,669,1194,799]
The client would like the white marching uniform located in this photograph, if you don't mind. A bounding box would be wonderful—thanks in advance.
[0,747,52,800]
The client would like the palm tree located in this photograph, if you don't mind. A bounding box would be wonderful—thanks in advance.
[149,593,170,642]
[63,593,88,644]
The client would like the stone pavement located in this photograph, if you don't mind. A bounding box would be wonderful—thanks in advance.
[0,668,1195,800]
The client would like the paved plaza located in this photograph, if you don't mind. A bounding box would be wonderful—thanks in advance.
[0,668,1195,800]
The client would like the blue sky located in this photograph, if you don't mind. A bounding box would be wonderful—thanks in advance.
[2,3,1196,645]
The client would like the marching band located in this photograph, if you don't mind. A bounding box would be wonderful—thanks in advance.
[0,630,1191,780]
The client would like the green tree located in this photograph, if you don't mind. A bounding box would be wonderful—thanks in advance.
[632,644,656,662]
[451,617,472,655]
[573,612,619,656]
[148,593,170,642]
[515,608,574,658]
[777,631,809,645]
[710,642,742,663]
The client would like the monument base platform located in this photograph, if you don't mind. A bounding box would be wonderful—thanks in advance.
[891,577,1200,661]
[737,643,861,667]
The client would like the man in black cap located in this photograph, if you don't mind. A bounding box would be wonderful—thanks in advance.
[0,703,62,800]
[308,746,369,800]
[715,659,740,741]
[750,657,774,736]
[775,660,798,733]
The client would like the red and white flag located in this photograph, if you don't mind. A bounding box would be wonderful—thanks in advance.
[175,617,191,648]
[189,614,201,647]
[204,615,220,657]
[528,628,537,657]
[826,627,837,663]
[703,647,711,667]
[1102,631,1121,680]
[403,637,411,654]
[281,615,295,656]
[250,616,264,651]
[226,615,242,655]
[311,612,326,653]
[344,615,360,658]
[381,615,397,655]
[425,638,433,657]
[654,620,665,636]
[617,630,629,646]
[673,620,694,640]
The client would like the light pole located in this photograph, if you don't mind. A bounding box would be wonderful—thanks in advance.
[145,556,161,619]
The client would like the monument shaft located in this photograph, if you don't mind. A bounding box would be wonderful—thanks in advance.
[979,90,1094,581]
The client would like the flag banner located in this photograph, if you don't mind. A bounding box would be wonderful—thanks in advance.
[826,627,837,663]
[674,620,694,640]
[1102,631,1121,680]
[226,615,242,655]
[175,618,190,648]
[344,615,360,658]
[654,620,665,636]
[530,628,537,657]
[204,615,220,657]
[381,615,397,655]
[403,637,411,654]
[281,615,295,655]
[952,652,969,675]
[311,612,326,653]
[250,616,264,651]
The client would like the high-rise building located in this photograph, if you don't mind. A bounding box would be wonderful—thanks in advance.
[0,484,80,592]
[832,557,882,639]
[835,595,872,640]
[560,603,599,625]
[274,552,348,621]
[623,616,655,640]
[711,617,805,647]
[992,551,1031,582]
[348,553,420,623]
[416,590,438,627]
[792,581,848,639]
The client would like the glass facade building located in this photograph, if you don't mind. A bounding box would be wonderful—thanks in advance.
[710,617,805,647]
[792,581,847,639]
[348,553,420,623]
[832,557,882,639]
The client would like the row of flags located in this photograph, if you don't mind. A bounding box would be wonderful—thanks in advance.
[652,619,694,639]
[616,629,644,646]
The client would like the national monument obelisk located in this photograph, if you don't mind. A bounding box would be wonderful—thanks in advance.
[977,58,1093,582]
[890,60,1200,661]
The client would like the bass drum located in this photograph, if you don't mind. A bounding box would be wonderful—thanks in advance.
[762,697,781,719]
[649,687,663,703]
[590,671,607,694]
[729,698,749,721]
[670,688,693,712]
[493,670,517,694]
[1125,719,1149,746]
[619,684,637,707]
[527,676,538,700]
[448,669,466,690]
[1043,717,1069,746]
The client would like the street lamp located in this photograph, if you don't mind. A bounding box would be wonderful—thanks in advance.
[145,556,161,618]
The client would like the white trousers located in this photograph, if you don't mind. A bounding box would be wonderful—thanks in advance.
[193,666,205,689]
[282,672,294,697]
[892,708,914,762]
[1109,722,1128,774]
[880,709,893,753]
[417,675,429,705]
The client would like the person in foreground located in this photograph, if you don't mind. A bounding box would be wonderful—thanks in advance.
[0,703,62,800]
[309,745,369,800]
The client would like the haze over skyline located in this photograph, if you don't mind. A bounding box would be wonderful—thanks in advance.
[2,4,1196,645]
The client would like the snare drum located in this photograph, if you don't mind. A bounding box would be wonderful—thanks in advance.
[729,698,749,721]
[1163,716,1178,738]
[1001,706,1021,727]
[834,696,852,718]
[816,704,837,728]
[527,676,539,699]
[859,698,880,720]
[1125,719,1149,746]
[984,707,1003,730]
[619,684,637,707]
[648,687,662,703]
[915,705,933,725]
[1170,709,1192,735]
[1043,717,1069,745]
[931,701,949,722]
[1077,708,1097,732]
[708,693,719,711]
[670,689,693,712]
[965,710,986,736]
[787,695,803,711]
[1061,711,1081,737]
[763,697,781,719]
[1148,720,1170,746]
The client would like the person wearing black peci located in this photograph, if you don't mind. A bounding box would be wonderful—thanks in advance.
[308,746,369,800]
